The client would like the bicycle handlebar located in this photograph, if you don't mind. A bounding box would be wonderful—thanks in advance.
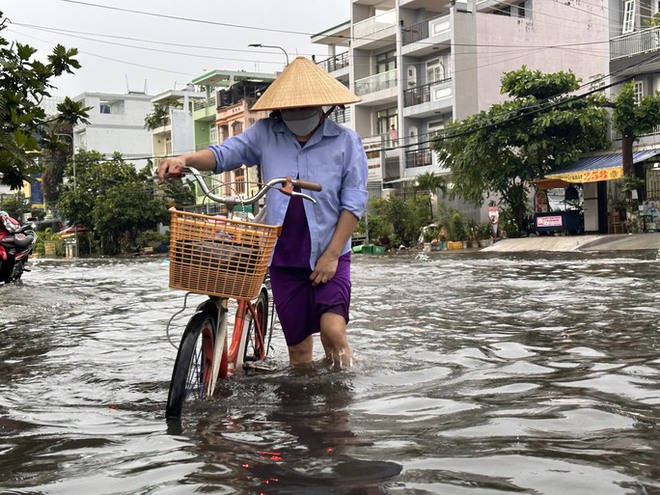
[176,167,322,209]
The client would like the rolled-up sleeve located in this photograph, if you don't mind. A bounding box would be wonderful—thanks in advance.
[339,132,369,220]
[209,122,264,172]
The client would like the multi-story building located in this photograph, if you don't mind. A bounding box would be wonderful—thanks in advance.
[313,0,613,222]
[73,91,154,170]
[546,0,660,233]
[608,0,660,201]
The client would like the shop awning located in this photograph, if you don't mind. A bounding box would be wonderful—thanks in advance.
[530,178,571,190]
[544,149,660,183]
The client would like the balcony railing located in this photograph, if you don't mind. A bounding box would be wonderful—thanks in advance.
[317,52,350,73]
[193,95,217,111]
[611,26,660,59]
[328,106,352,124]
[405,148,433,169]
[403,78,451,107]
[355,69,398,96]
[402,19,430,45]
[354,9,396,40]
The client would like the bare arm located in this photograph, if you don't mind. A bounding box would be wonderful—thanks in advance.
[157,149,216,181]
[310,209,359,286]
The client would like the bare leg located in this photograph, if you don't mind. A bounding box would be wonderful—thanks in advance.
[287,334,314,365]
[319,312,352,368]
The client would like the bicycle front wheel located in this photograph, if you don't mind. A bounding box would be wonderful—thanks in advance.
[237,287,269,370]
[166,306,222,419]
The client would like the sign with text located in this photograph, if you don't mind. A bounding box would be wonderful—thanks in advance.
[536,215,563,227]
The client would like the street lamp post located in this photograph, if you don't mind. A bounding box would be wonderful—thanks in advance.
[248,43,290,66]
[55,133,79,258]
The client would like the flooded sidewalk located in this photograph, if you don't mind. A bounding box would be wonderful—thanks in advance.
[483,232,660,252]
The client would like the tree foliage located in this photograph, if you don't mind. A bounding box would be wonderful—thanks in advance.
[432,66,609,230]
[144,100,181,131]
[413,171,447,220]
[610,81,660,182]
[56,151,175,254]
[368,194,429,247]
[0,12,89,189]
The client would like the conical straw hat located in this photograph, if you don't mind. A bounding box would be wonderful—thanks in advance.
[251,56,361,111]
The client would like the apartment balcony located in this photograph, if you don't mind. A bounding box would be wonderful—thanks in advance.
[401,14,452,57]
[317,52,350,77]
[611,26,660,60]
[405,148,434,170]
[328,106,352,125]
[400,0,443,7]
[192,95,217,121]
[355,69,398,105]
[403,78,453,118]
[353,9,397,50]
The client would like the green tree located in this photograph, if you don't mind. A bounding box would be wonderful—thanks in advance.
[0,12,89,189]
[413,171,446,220]
[369,194,428,247]
[57,151,170,254]
[144,101,180,131]
[610,81,660,198]
[432,66,609,231]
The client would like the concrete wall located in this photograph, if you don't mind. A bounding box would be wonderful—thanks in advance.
[475,1,610,109]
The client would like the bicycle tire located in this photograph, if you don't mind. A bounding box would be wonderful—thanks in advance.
[166,305,221,419]
[236,287,269,370]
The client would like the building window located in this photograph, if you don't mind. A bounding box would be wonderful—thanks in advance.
[234,167,246,195]
[634,80,644,103]
[376,49,397,73]
[209,125,218,145]
[376,107,397,139]
[426,59,445,84]
[100,101,111,114]
[622,0,635,34]
[494,5,511,15]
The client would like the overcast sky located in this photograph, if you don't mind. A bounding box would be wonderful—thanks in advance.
[2,0,349,98]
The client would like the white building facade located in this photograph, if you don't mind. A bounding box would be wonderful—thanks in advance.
[73,92,154,170]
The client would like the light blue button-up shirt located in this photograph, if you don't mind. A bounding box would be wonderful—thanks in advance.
[208,116,368,269]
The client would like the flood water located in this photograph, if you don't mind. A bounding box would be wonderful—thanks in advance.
[1,250,659,494]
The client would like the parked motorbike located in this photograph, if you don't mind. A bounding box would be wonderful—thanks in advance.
[0,211,37,284]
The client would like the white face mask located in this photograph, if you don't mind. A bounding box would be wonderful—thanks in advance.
[281,108,322,137]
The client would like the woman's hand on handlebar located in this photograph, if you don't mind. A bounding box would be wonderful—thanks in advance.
[157,150,217,181]
[157,156,187,181]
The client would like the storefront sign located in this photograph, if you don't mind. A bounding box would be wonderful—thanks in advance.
[536,215,563,227]
[549,167,623,183]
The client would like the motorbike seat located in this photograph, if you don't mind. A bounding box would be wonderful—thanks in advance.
[1,233,35,248]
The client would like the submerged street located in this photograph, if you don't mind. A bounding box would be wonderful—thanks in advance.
[1,250,659,494]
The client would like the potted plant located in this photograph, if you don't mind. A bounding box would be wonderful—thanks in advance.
[421,225,438,253]
[477,222,493,247]
[447,210,466,250]
[465,219,479,248]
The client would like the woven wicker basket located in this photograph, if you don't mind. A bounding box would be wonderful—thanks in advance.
[168,209,280,300]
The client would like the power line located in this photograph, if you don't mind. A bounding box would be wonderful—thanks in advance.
[54,0,312,36]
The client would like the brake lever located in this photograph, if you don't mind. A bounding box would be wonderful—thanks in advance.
[290,191,317,204]
[276,177,317,203]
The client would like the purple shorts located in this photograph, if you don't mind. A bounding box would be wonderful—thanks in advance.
[269,253,351,346]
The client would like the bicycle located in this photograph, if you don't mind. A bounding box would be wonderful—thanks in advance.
[163,167,321,419]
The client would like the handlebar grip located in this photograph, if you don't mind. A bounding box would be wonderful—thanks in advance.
[293,179,322,192]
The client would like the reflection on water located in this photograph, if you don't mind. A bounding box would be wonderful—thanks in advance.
[0,252,658,494]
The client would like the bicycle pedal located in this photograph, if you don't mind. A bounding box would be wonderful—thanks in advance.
[243,361,276,373]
